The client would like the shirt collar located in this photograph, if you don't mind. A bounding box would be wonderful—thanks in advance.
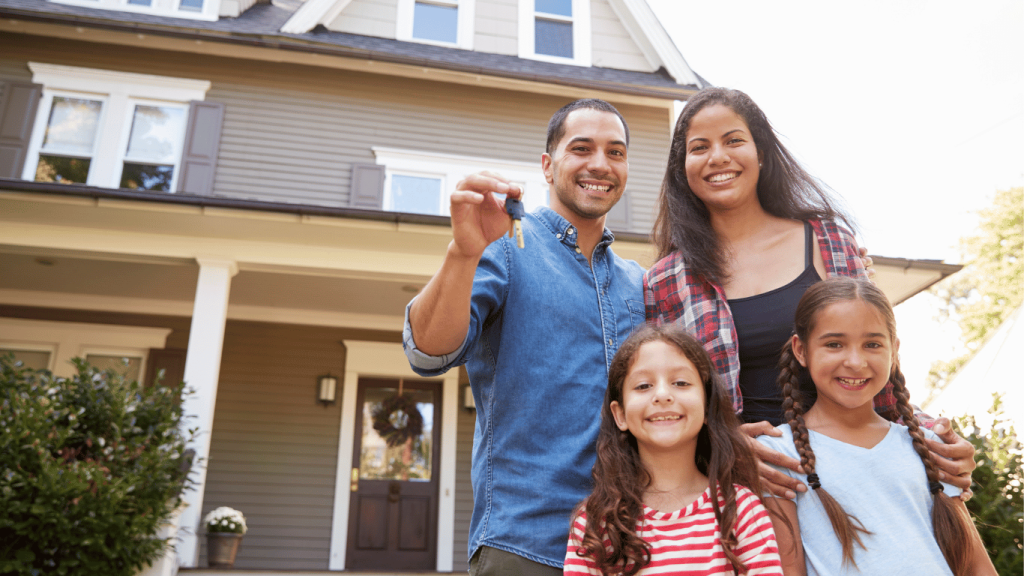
[533,206,616,249]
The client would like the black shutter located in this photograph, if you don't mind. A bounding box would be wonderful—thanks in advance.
[0,81,43,179]
[350,163,386,209]
[605,192,630,230]
[177,100,224,195]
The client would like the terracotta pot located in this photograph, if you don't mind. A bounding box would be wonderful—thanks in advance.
[207,532,243,568]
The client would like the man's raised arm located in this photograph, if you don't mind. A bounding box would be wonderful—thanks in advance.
[408,171,523,356]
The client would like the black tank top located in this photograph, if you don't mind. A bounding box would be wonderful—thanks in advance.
[727,222,820,426]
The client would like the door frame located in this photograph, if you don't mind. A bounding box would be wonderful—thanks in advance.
[328,340,459,571]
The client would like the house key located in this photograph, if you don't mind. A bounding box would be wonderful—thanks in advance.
[505,196,525,249]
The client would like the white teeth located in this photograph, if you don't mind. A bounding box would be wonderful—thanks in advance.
[838,378,868,385]
[649,415,681,422]
[708,172,737,183]
[580,182,611,192]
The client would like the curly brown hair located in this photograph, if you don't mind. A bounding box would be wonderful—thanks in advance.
[570,324,763,575]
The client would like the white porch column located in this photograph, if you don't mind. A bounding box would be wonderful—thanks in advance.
[176,258,238,568]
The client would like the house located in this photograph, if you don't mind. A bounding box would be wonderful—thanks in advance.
[0,0,959,572]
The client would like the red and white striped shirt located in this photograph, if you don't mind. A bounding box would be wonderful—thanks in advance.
[564,485,782,575]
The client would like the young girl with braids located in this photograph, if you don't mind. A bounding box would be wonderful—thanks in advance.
[565,324,783,575]
[757,277,994,576]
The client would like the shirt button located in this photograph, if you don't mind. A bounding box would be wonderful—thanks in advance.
[556,234,562,239]
[568,228,575,235]
[575,247,582,254]
[607,339,612,346]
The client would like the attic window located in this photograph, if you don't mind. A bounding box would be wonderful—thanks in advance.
[518,0,591,67]
[397,0,475,49]
[46,0,218,21]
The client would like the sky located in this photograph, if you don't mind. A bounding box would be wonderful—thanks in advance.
[644,0,1024,410]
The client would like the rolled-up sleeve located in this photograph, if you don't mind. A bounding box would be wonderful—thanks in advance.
[402,300,471,376]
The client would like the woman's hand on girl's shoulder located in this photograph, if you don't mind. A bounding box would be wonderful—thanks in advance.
[924,417,977,499]
[742,421,807,500]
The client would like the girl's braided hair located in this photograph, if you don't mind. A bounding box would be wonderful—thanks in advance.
[779,277,977,574]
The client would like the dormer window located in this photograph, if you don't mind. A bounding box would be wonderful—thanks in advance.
[397,0,475,49]
[519,0,591,66]
[45,0,218,21]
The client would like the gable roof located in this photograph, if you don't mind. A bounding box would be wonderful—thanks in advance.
[0,0,701,100]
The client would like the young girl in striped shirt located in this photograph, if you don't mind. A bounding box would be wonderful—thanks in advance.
[757,277,995,575]
[565,324,783,575]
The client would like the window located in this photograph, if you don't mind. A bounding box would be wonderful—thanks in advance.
[23,63,210,193]
[46,0,219,21]
[373,147,550,217]
[518,0,591,66]
[397,0,474,49]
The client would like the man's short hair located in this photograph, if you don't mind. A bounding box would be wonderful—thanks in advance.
[546,99,630,155]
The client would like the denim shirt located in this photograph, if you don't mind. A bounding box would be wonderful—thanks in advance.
[403,206,645,567]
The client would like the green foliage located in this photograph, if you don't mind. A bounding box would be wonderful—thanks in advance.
[0,355,195,576]
[927,186,1023,398]
[954,394,1023,575]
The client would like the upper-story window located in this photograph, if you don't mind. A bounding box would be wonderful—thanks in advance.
[397,0,475,49]
[23,63,211,193]
[46,0,219,21]
[372,147,549,217]
[519,0,591,66]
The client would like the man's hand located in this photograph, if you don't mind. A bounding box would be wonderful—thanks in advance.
[925,417,977,500]
[859,246,876,281]
[741,421,807,499]
[450,171,524,260]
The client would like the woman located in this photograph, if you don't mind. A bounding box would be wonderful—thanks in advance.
[645,87,975,498]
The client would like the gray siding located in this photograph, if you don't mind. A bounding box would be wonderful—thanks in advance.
[328,0,398,38]
[0,34,671,236]
[592,0,653,72]
[453,368,475,572]
[475,0,518,56]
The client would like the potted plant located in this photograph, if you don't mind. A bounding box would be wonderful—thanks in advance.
[203,506,247,568]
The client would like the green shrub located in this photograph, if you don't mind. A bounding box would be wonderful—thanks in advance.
[955,394,1023,575]
[0,355,195,576]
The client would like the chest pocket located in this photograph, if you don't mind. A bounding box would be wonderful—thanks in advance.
[626,299,645,331]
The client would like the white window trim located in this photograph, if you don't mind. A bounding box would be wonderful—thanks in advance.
[518,0,592,67]
[47,0,220,21]
[372,147,549,217]
[0,318,171,379]
[23,63,211,192]
[396,0,475,50]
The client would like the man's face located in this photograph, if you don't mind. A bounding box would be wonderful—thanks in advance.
[542,108,628,223]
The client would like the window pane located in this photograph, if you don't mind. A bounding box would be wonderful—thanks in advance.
[42,97,102,156]
[0,349,51,370]
[536,0,571,16]
[127,0,152,5]
[391,175,442,215]
[413,2,458,44]
[178,0,203,11]
[35,155,91,184]
[536,19,573,58]
[85,354,142,382]
[120,163,174,191]
[124,105,186,164]
[360,386,434,481]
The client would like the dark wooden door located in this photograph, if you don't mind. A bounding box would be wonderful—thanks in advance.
[346,377,441,570]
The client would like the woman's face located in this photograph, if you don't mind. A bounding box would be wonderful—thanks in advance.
[683,104,761,213]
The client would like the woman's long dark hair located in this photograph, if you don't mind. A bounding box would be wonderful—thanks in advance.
[779,277,977,573]
[571,324,762,575]
[652,87,855,285]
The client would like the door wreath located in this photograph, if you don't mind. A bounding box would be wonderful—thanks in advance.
[371,394,424,447]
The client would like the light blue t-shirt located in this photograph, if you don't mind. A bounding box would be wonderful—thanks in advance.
[757,422,959,575]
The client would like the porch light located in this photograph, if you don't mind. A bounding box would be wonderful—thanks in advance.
[461,383,475,412]
[317,374,337,406]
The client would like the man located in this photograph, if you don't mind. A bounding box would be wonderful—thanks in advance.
[404,99,641,575]
[403,99,976,575]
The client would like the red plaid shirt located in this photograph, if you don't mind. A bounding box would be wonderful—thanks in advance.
[644,219,898,421]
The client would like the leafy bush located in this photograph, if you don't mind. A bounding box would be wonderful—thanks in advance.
[0,355,195,576]
[955,394,1022,575]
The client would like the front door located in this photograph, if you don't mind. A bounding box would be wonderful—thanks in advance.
[346,377,441,570]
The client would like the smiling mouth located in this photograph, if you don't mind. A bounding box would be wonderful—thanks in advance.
[579,182,611,192]
[648,415,682,422]
[837,377,870,389]
[706,172,738,183]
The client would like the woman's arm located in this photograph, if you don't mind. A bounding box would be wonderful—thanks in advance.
[743,421,807,499]
[763,497,805,576]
